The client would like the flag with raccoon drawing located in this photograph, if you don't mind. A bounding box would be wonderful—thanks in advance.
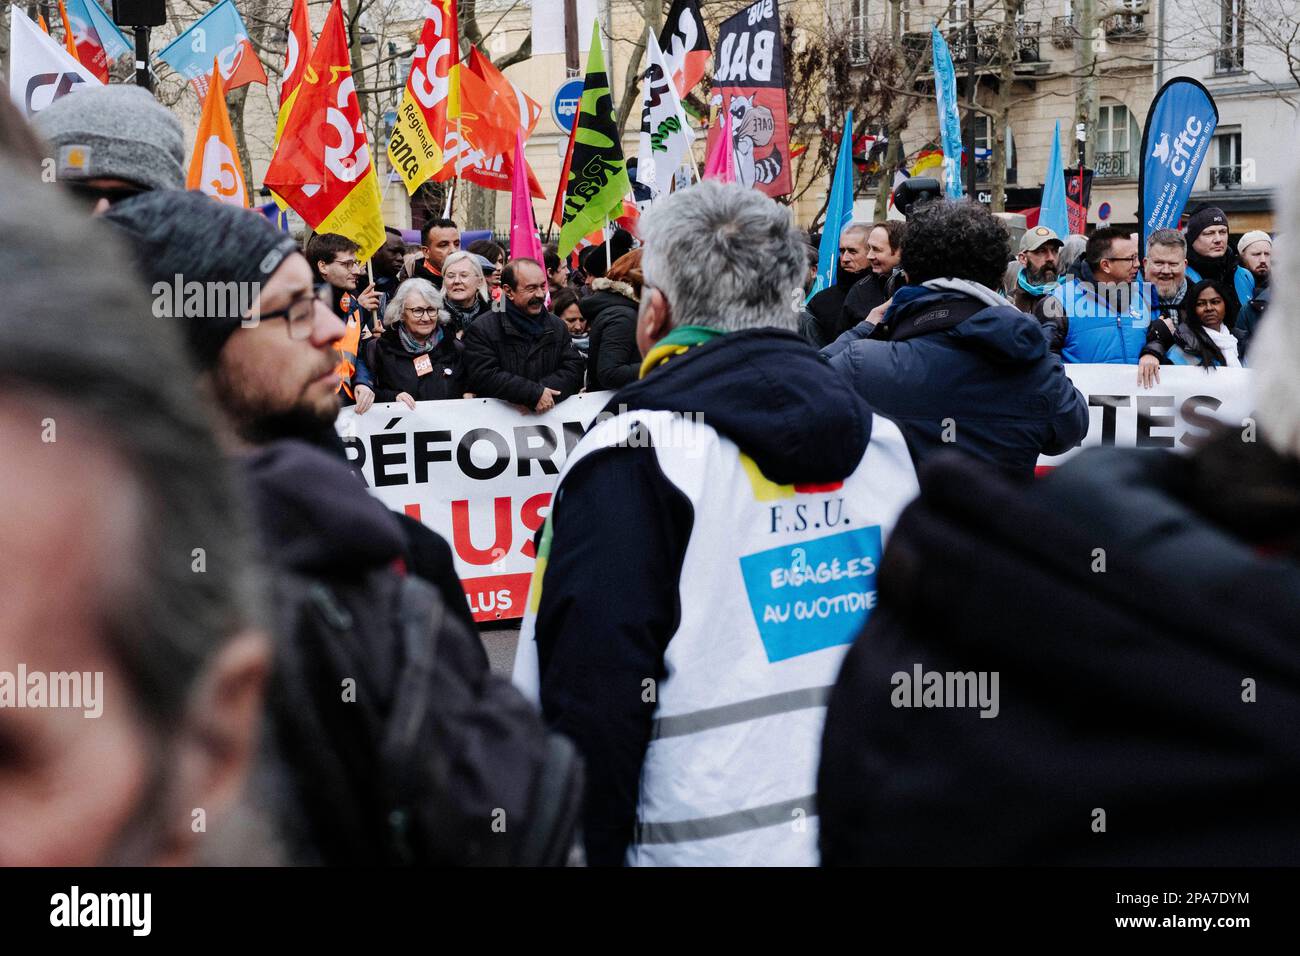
[706,0,791,198]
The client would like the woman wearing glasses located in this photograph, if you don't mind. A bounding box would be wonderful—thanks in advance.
[353,278,464,413]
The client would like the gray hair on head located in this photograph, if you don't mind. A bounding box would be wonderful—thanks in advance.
[1146,228,1186,255]
[440,250,490,302]
[384,277,448,328]
[841,220,872,242]
[639,180,806,333]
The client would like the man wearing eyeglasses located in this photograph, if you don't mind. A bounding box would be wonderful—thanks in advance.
[462,258,585,413]
[1037,226,1150,364]
[306,233,384,404]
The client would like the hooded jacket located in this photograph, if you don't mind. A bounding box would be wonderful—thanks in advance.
[824,278,1089,478]
[518,327,918,865]
[582,278,641,390]
[819,435,1300,865]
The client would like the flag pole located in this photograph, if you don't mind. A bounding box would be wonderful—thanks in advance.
[605,216,612,270]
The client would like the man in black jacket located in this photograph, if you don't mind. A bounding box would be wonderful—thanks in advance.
[818,175,1300,866]
[463,258,586,412]
[804,221,872,346]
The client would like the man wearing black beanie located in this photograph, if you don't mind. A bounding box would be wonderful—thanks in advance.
[102,190,580,865]
[1183,205,1245,325]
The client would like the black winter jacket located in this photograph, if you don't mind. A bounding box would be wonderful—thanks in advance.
[819,435,1300,865]
[360,327,464,403]
[1140,316,1245,367]
[582,280,641,390]
[461,303,586,407]
[804,266,867,347]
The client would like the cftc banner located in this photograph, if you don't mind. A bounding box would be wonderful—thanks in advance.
[1138,78,1218,250]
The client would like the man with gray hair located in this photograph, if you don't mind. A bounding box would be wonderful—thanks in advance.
[513,181,919,866]
[804,221,873,346]
[1142,227,1189,323]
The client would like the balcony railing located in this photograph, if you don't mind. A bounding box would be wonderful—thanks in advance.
[901,22,1043,71]
[1210,164,1242,189]
[1051,15,1074,48]
[849,16,870,64]
[1104,13,1146,39]
[1094,150,1131,179]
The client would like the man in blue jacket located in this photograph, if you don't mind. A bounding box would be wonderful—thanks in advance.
[823,199,1088,478]
[1035,226,1150,363]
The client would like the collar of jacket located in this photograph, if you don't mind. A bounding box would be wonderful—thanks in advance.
[590,277,639,302]
[503,298,551,338]
[881,277,1007,327]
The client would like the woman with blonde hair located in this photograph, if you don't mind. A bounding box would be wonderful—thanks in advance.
[353,278,464,412]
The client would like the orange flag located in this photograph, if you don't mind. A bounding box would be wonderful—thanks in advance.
[187,60,248,207]
[57,1,79,61]
[263,0,385,259]
[38,14,50,33]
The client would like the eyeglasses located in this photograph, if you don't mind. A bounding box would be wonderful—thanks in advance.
[251,283,330,340]
[335,257,361,270]
[405,306,438,319]
[1102,254,1140,264]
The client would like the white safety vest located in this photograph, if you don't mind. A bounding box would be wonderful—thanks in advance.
[514,409,919,866]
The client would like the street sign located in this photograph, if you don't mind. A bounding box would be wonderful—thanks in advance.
[551,78,585,135]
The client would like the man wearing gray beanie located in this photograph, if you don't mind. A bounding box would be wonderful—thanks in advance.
[33,85,185,213]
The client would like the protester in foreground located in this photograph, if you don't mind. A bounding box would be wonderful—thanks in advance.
[1137,278,1245,386]
[462,258,585,412]
[1182,206,1245,324]
[32,84,184,213]
[803,222,871,347]
[824,200,1087,478]
[104,190,583,866]
[513,181,920,866]
[1036,226,1149,362]
[819,158,1300,869]
[583,249,644,391]
[552,288,588,361]
[404,217,460,288]
[354,279,464,413]
[1142,227,1190,323]
[841,221,907,328]
[1010,225,1062,314]
[440,250,493,334]
[1,166,272,866]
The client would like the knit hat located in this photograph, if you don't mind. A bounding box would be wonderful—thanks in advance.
[102,190,303,368]
[1184,206,1228,247]
[33,85,185,192]
[1237,230,1272,256]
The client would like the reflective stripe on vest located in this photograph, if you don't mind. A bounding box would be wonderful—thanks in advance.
[516,409,919,866]
[335,316,360,398]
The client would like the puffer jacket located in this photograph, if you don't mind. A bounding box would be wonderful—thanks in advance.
[824,278,1088,478]
[582,278,641,391]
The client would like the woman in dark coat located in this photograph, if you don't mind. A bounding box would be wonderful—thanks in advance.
[1138,278,1246,388]
[353,277,464,412]
[584,249,644,391]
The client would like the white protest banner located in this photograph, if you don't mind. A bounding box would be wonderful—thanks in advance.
[1040,364,1254,468]
[8,6,102,120]
[338,393,613,622]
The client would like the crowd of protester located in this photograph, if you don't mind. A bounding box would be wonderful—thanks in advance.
[2,84,1295,868]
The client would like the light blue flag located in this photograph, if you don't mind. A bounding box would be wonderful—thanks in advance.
[157,0,267,97]
[75,0,132,60]
[1038,120,1069,238]
[930,26,963,199]
[809,110,855,301]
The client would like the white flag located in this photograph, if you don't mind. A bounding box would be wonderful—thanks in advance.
[8,7,102,119]
[636,27,695,199]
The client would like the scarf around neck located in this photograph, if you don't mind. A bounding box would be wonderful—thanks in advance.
[398,321,441,354]
[639,325,725,379]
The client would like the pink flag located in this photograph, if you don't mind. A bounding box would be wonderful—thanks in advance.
[703,107,736,184]
[510,128,546,276]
